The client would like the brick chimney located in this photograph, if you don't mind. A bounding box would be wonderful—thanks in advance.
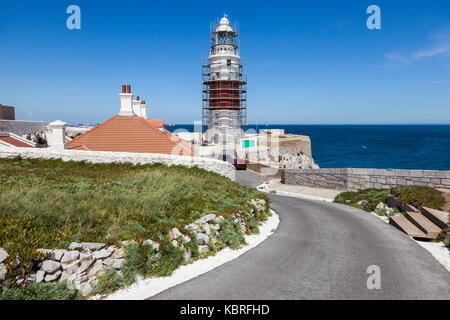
[119,84,133,115]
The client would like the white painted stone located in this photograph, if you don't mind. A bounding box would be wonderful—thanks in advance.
[171,228,182,239]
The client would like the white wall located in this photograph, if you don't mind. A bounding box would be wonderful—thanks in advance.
[0,147,236,181]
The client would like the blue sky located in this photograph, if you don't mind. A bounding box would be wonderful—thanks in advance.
[0,0,449,124]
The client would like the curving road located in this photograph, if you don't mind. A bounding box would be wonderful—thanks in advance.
[151,170,450,300]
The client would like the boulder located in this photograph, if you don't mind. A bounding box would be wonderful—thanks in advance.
[171,240,179,248]
[41,260,61,273]
[44,270,61,282]
[186,223,199,231]
[81,242,105,252]
[62,260,80,274]
[113,247,125,259]
[78,282,93,296]
[92,248,114,260]
[184,250,191,262]
[102,257,114,266]
[87,260,104,277]
[53,249,65,261]
[376,202,386,210]
[77,259,94,274]
[113,258,124,269]
[68,242,82,250]
[198,245,209,254]
[61,251,80,264]
[143,239,160,252]
[0,263,7,281]
[200,214,216,223]
[357,200,368,207]
[0,248,9,264]
[171,228,182,239]
[35,270,45,283]
[195,233,209,245]
[182,235,191,243]
[79,252,92,262]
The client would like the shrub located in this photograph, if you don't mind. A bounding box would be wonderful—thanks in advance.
[92,268,123,295]
[391,186,445,211]
[0,281,82,300]
[217,219,245,249]
[334,189,390,212]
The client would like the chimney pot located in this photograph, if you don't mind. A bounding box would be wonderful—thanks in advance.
[126,84,131,93]
[122,84,126,93]
[137,96,140,101]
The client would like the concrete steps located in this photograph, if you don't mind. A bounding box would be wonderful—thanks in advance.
[404,211,442,239]
[419,207,449,230]
[389,214,429,239]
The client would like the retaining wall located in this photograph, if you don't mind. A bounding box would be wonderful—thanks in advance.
[0,147,235,181]
[281,168,450,191]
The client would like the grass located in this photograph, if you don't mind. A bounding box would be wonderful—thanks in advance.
[334,186,446,215]
[0,282,82,300]
[0,156,268,282]
[391,186,445,211]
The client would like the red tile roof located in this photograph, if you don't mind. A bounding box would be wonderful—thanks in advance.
[67,114,195,156]
[0,134,35,148]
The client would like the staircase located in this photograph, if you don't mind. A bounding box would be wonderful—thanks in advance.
[389,204,449,240]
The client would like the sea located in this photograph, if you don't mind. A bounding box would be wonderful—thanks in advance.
[166,124,450,170]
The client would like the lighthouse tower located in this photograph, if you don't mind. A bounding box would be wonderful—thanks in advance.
[202,14,247,145]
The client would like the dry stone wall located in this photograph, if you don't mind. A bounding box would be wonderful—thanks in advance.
[282,168,450,191]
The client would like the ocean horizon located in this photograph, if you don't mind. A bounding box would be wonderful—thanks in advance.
[166,124,450,171]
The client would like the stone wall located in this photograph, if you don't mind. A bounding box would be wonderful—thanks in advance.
[0,147,236,181]
[282,168,450,191]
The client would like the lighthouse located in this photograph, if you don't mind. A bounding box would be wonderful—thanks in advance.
[202,14,247,145]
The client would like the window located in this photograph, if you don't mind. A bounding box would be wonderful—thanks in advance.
[227,59,231,66]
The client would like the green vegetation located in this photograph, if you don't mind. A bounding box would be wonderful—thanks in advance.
[444,238,450,248]
[391,186,445,211]
[0,281,82,300]
[334,189,390,212]
[334,185,446,215]
[0,157,268,282]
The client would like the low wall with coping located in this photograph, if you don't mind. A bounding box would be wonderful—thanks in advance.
[0,147,236,181]
[281,168,450,191]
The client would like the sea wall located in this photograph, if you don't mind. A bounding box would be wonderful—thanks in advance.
[0,147,236,181]
[281,168,450,191]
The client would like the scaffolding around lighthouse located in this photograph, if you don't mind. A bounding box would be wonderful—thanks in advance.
[202,14,247,145]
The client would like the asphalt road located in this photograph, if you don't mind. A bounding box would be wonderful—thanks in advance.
[151,170,450,299]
